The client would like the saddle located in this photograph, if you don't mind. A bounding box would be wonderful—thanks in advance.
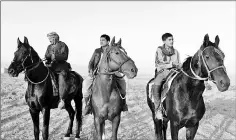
[149,68,180,104]
[49,69,78,97]
[160,69,180,102]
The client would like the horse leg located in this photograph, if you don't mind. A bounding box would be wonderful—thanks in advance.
[163,118,169,140]
[29,108,40,140]
[153,118,163,140]
[64,102,75,138]
[101,122,106,140]
[74,95,83,140]
[111,114,121,140]
[42,108,50,140]
[170,121,179,140]
[94,116,103,140]
[186,122,199,140]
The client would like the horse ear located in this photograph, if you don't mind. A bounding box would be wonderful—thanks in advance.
[24,36,29,45]
[203,34,209,47]
[215,35,220,48]
[117,38,122,46]
[17,37,22,47]
[110,36,115,46]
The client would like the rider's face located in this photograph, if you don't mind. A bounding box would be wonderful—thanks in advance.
[48,37,56,45]
[163,36,174,47]
[48,36,59,45]
[100,37,109,47]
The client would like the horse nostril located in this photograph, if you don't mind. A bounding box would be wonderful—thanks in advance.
[131,68,134,72]
[220,80,225,87]
[9,69,14,74]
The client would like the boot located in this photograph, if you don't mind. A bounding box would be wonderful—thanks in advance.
[58,99,65,110]
[50,72,59,96]
[57,72,66,110]
[122,98,128,111]
[83,96,92,116]
[152,85,163,120]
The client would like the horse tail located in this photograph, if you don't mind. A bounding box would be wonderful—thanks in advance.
[146,78,154,99]
[146,78,155,113]
[71,71,84,133]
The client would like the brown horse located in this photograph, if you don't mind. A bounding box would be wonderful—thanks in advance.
[146,34,230,140]
[8,37,83,140]
[91,37,138,140]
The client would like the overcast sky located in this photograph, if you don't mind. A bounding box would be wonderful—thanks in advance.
[1,1,235,77]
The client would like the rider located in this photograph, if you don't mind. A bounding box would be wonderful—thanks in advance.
[153,33,181,119]
[45,32,71,109]
[83,34,128,116]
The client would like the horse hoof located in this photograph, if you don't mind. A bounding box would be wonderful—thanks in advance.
[102,134,107,140]
[63,137,70,140]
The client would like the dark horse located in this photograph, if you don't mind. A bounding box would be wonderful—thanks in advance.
[8,37,83,140]
[146,34,230,140]
[91,37,138,140]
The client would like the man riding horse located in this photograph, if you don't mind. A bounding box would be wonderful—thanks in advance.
[45,32,71,109]
[83,34,128,116]
[152,33,181,119]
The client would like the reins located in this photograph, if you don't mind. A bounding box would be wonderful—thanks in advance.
[181,46,226,82]
[98,47,130,78]
[21,47,50,85]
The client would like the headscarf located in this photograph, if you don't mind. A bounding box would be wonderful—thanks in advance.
[158,45,175,61]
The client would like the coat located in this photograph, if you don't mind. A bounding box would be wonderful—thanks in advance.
[45,41,70,72]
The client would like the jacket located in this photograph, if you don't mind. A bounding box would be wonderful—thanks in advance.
[88,47,105,73]
[45,41,70,72]
[155,46,180,72]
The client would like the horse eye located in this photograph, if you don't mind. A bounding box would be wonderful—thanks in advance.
[116,52,119,55]
[205,55,209,59]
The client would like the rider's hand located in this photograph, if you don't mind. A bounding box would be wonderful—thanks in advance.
[45,60,51,65]
[51,53,55,61]
[172,62,182,69]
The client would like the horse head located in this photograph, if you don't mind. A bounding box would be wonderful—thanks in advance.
[196,34,230,91]
[102,36,138,79]
[8,37,39,77]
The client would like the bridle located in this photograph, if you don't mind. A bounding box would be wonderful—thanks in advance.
[182,46,226,82]
[15,46,49,84]
[21,47,40,70]
[98,46,131,77]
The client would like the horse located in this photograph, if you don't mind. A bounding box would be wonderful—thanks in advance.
[8,37,83,140]
[90,37,138,140]
[146,34,230,140]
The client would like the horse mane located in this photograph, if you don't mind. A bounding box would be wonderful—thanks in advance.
[182,56,192,72]
[200,40,215,50]
[29,46,40,60]
[24,45,42,82]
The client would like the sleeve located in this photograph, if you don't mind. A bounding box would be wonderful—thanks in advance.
[45,45,51,61]
[155,48,172,71]
[88,50,96,73]
[171,49,181,65]
[54,42,69,61]
[176,50,180,64]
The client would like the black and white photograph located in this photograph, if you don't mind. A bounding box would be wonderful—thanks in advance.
[1,1,235,140]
